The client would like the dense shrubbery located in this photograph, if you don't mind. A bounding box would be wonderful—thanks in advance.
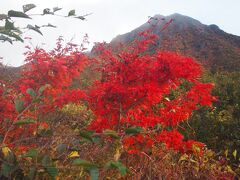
[186,71,240,173]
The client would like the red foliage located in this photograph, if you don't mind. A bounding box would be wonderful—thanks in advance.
[0,40,87,146]
[20,40,87,111]
[156,129,184,152]
[88,30,216,154]
[123,134,154,155]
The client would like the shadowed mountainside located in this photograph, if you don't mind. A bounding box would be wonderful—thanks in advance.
[110,13,240,72]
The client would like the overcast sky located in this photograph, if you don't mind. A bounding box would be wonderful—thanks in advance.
[1,0,240,67]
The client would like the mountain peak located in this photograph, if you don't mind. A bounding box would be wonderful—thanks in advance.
[155,13,203,28]
[112,13,204,41]
[110,14,240,72]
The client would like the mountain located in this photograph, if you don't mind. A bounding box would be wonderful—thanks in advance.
[0,63,21,82]
[110,13,240,72]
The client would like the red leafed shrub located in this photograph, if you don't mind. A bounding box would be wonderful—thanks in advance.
[20,40,87,111]
[0,40,87,146]
[88,31,216,155]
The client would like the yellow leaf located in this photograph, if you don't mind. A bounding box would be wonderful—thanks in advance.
[233,149,237,160]
[224,149,228,158]
[165,97,170,101]
[206,150,214,157]
[179,153,189,162]
[114,146,121,161]
[2,146,11,157]
[192,144,200,153]
[68,151,79,158]
[190,158,198,164]
[225,165,234,173]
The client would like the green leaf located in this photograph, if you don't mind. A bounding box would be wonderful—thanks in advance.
[56,144,67,154]
[0,160,18,177]
[46,166,58,178]
[41,155,58,178]
[92,136,101,144]
[42,155,51,167]
[125,126,143,135]
[23,149,38,158]
[103,129,119,139]
[72,158,96,168]
[72,158,99,180]
[5,20,15,31]
[1,31,23,42]
[32,97,42,104]
[8,10,31,19]
[28,167,37,180]
[75,16,86,20]
[79,130,94,142]
[23,4,36,13]
[53,7,62,12]
[26,88,37,98]
[43,8,53,15]
[38,84,50,94]
[106,161,127,175]
[43,23,57,28]
[0,35,12,44]
[12,32,23,41]
[27,24,43,35]
[14,118,36,126]
[68,9,75,16]
[89,167,99,180]
[15,99,24,113]
[0,162,12,177]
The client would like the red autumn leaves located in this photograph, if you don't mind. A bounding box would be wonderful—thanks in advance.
[0,42,87,146]
[88,31,215,154]
[0,30,215,156]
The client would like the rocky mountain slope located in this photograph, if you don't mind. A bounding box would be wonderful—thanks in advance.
[110,13,240,72]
